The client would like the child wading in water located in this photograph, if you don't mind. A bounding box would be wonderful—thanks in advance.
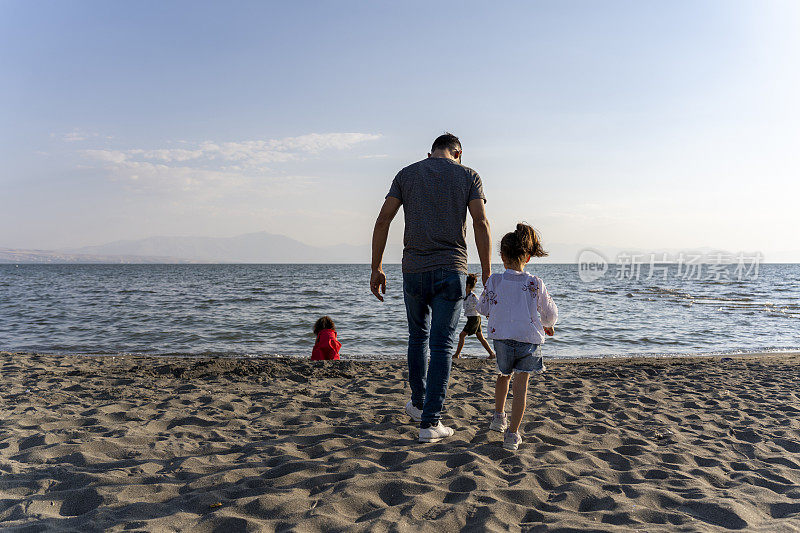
[477,223,558,451]
[311,316,342,360]
[453,273,496,359]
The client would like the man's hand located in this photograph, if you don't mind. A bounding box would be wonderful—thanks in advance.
[482,269,491,288]
[370,269,387,301]
[370,197,401,302]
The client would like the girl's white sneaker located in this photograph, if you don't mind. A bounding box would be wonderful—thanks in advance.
[503,431,522,451]
[489,412,508,432]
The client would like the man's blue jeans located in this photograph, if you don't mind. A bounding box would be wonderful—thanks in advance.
[402,269,465,426]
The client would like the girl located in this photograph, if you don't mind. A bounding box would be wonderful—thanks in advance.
[477,223,558,451]
[453,273,496,359]
[311,316,342,361]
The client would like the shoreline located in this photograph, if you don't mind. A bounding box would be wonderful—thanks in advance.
[4,348,800,364]
[2,351,800,531]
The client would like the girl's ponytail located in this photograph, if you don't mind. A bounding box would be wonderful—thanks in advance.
[515,223,535,256]
[501,222,548,260]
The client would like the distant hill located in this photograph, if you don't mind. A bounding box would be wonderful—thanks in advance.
[0,248,192,264]
[4,238,787,264]
[16,232,779,265]
[62,232,371,263]
[0,235,637,265]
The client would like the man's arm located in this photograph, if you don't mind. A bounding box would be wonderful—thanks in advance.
[468,198,492,287]
[370,197,402,301]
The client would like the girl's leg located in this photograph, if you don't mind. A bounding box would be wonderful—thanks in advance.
[509,372,530,433]
[494,374,512,413]
[453,331,467,359]
[476,330,495,359]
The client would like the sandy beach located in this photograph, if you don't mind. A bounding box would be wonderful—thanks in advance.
[2,351,800,531]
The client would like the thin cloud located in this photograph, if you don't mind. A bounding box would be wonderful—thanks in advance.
[63,132,87,142]
[82,132,381,168]
[78,132,381,198]
[83,149,128,164]
[129,148,204,162]
[61,129,105,142]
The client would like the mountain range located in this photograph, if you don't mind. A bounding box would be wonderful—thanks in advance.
[0,232,373,264]
[3,233,794,264]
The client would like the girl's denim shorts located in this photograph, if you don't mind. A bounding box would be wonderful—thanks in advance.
[493,339,545,375]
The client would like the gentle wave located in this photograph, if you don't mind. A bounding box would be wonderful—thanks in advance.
[1,263,799,359]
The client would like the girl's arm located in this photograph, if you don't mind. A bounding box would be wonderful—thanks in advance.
[537,278,558,327]
[476,277,492,316]
[311,335,322,360]
[321,337,340,360]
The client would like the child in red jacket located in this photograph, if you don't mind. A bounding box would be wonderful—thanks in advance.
[311,316,341,360]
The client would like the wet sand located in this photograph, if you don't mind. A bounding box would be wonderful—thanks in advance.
[2,351,800,531]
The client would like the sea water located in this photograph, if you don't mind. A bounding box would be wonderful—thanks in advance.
[1,264,798,359]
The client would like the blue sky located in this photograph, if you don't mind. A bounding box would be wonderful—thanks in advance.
[2,1,799,261]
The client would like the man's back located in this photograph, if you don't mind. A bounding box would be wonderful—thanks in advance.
[370,133,493,442]
[387,157,485,274]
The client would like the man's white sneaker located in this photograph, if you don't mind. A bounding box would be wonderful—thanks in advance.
[418,422,454,443]
[405,400,422,422]
[489,412,508,432]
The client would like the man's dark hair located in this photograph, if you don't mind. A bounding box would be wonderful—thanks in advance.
[431,132,462,153]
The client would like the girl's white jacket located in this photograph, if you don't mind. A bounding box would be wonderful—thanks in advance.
[477,269,558,344]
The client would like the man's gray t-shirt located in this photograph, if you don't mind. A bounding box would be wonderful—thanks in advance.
[386,157,486,274]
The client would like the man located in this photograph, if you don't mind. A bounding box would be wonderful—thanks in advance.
[370,133,492,443]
